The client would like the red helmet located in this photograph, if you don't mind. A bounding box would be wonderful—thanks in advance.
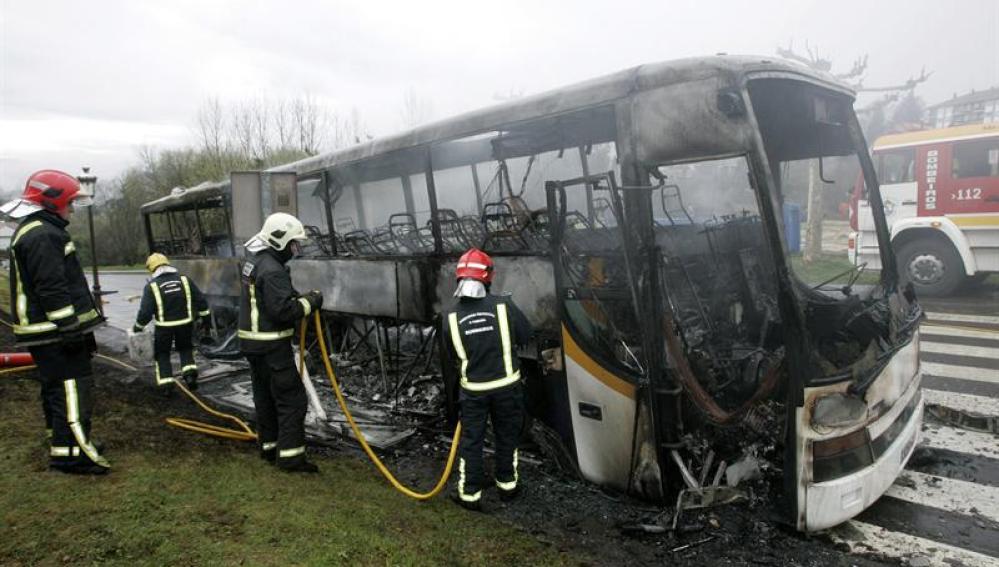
[456,248,494,284]
[22,170,87,215]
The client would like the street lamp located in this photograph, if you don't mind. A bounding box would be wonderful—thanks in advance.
[76,167,103,316]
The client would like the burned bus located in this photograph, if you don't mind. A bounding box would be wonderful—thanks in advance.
[139,56,923,532]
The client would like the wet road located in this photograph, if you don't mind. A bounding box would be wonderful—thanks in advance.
[86,271,148,331]
[828,282,999,566]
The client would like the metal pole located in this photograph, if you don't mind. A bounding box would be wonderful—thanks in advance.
[87,205,103,316]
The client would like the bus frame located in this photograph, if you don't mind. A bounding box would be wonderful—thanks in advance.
[140,55,923,532]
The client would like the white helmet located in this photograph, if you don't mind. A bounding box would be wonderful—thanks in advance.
[245,212,307,253]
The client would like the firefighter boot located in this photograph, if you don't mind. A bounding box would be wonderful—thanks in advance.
[498,484,522,502]
[450,492,483,512]
[280,460,319,474]
[182,369,199,392]
[49,455,110,476]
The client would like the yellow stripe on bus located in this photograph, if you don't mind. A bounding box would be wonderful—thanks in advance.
[947,215,999,228]
[561,325,636,400]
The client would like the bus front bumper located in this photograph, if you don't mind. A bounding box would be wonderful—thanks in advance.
[802,377,923,532]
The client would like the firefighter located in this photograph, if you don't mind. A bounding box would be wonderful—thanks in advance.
[1,170,109,475]
[239,212,323,473]
[132,253,211,390]
[444,248,532,511]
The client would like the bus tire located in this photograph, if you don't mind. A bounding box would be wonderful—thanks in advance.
[895,238,964,297]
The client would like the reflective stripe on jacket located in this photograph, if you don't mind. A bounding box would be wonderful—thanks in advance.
[134,271,210,329]
[445,294,532,392]
[8,212,103,344]
[238,249,311,353]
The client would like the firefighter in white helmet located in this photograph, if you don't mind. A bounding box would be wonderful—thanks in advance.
[444,248,532,511]
[132,252,212,390]
[238,213,323,472]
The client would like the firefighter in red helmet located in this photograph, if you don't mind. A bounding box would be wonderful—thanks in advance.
[1,170,109,474]
[443,248,532,510]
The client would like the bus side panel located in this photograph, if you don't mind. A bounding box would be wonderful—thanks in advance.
[561,327,636,491]
[173,257,242,301]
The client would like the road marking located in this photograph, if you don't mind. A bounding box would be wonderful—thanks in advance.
[833,520,999,567]
[921,324,999,340]
[921,340,999,359]
[889,470,999,521]
[922,361,999,384]
[920,422,999,460]
[925,311,999,325]
[924,388,999,416]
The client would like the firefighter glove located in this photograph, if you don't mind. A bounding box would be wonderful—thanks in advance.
[305,290,324,311]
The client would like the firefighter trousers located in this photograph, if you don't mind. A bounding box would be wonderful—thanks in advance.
[153,324,196,386]
[29,340,109,468]
[457,382,524,503]
[246,341,307,468]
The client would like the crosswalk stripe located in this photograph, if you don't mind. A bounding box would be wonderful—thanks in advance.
[921,325,999,341]
[921,340,999,359]
[924,388,999,416]
[920,422,999,460]
[889,470,999,521]
[922,361,999,384]
[834,520,999,567]
[925,311,999,325]
[841,308,999,565]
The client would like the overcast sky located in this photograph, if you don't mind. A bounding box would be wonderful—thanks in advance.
[2,0,997,192]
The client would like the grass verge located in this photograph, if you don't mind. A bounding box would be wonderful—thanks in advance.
[789,253,881,287]
[0,373,575,566]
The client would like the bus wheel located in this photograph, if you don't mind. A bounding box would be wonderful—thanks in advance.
[896,239,964,297]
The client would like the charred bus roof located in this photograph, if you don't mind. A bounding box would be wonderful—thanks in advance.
[272,55,853,177]
[141,55,852,212]
[140,180,229,215]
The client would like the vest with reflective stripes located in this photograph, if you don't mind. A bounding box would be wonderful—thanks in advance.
[9,217,100,342]
[448,301,520,392]
[149,275,194,326]
[237,253,301,350]
[238,284,295,341]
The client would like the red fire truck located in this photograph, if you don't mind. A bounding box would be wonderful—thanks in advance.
[850,123,999,295]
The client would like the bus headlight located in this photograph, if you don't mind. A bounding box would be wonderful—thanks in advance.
[811,392,868,434]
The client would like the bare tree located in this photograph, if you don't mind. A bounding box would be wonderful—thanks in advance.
[399,87,435,129]
[196,97,227,173]
[777,41,931,263]
[251,97,271,161]
[292,94,328,155]
[273,97,295,150]
[229,102,257,162]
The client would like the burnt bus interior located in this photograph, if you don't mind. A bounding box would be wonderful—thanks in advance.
[140,61,920,524]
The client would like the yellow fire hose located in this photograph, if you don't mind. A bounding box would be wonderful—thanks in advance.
[0,364,37,376]
[305,312,462,500]
[93,351,258,442]
[0,312,460,499]
[165,378,258,442]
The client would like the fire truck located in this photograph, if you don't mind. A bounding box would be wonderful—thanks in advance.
[850,123,999,296]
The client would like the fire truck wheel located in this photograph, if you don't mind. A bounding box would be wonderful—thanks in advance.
[896,239,964,297]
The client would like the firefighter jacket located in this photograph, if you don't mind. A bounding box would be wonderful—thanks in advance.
[8,211,103,345]
[133,267,210,330]
[444,294,532,393]
[238,248,312,354]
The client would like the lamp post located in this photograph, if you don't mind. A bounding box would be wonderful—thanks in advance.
[76,167,102,316]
